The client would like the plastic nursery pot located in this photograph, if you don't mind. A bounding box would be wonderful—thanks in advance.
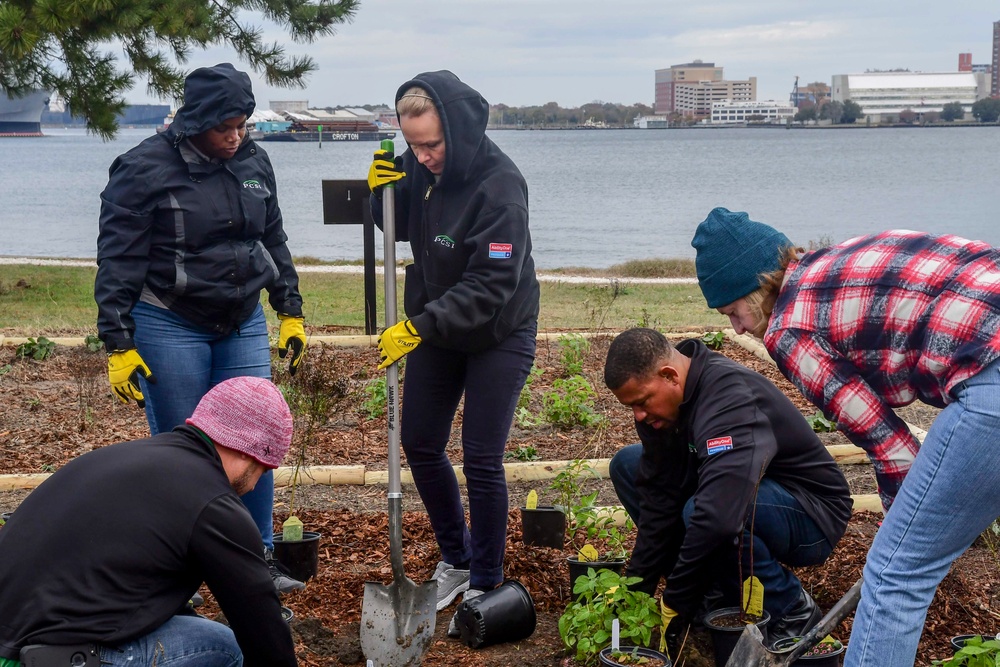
[703,607,771,667]
[950,633,1000,651]
[771,636,845,667]
[598,646,672,667]
[520,506,566,549]
[272,531,321,582]
[280,606,294,623]
[453,579,537,649]
[566,557,625,589]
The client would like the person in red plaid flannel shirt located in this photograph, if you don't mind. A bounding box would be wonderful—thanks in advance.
[692,207,1000,667]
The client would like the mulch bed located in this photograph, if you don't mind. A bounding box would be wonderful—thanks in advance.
[1,333,997,665]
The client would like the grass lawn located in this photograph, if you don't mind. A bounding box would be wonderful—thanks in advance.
[0,263,727,337]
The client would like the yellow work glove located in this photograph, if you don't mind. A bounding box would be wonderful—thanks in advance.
[277,314,307,376]
[377,320,421,370]
[659,599,683,660]
[367,149,405,194]
[107,348,155,408]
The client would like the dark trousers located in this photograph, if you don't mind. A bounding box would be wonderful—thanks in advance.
[401,326,536,589]
[610,444,833,618]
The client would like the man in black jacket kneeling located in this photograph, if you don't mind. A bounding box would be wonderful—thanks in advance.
[604,328,853,660]
[0,376,298,667]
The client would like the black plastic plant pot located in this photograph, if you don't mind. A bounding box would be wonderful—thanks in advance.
[520,506,566,549]
[453,579,537,649]
[566,557,625,590]
[950,633,999,651]
[280,606,294,623]
[598,646,672,666]
[703,607,771,667]
[771,636,844,666]
[273,531,321,582]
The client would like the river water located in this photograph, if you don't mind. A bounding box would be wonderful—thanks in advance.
[1,126,997,269]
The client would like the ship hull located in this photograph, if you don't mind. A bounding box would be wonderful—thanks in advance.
[256,130,396,142]
[0,90,49,136]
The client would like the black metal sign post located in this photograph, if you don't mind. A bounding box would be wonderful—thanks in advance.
[321,179,378,335]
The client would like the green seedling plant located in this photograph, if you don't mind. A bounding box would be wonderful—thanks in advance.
[540,375,605,430]
[558,333,590,376]
[84,334,104,353]
[578,511,635,561]
[548,459,602,531]
[361,376,387,419]
[505,445,540,462]
[701,331,725,350]
[932,635,1000,666]
[806,411,837,432]
[15,336,55,361]
[558,568,660,666]
[514,365,544,428]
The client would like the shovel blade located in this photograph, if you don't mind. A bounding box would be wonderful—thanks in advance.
[725,624,789,667]
[360,578,437,667]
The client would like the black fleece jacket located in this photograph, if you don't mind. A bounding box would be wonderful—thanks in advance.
[626,339,853,617]
[372,70,539,352]
[95,63,301,352]
[0,426,295,667]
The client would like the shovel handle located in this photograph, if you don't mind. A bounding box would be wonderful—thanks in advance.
[783,578,863,662]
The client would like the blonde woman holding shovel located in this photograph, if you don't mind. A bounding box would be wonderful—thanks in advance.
[368,70,539,635]
[691,207,1000,667]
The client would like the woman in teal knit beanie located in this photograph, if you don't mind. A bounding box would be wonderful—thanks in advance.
[691,209,1000,667]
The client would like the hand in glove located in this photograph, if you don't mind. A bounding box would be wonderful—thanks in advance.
[367,149,405,194]
[108,348,155,408]
[277,314,307,375]
[377,320,421,370]
[658,599,687,661]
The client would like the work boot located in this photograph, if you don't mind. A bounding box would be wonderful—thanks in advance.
[769,589,822,642]
[264,547,306,594]
[447,588,485,638]
[432,561,470,611]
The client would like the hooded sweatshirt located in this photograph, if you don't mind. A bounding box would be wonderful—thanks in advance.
[95,63,302,352]
[373,70,539,352]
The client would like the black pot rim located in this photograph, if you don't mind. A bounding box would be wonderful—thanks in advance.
[566,556,627,566]
[598,646,671,665]
[273,530,321,544]
[703,606,771,630]
[771,635,845,656]
[520,505,565,513]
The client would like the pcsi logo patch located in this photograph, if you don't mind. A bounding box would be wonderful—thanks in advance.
[488,242,512,259]
[434,234,456,249]
[706,436,733,455]
[243,179,265,190]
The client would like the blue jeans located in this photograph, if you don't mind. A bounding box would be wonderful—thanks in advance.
[131,301,276,549]
[610,444,832,619]
[845,358,1000,667]
[100,615,241,666]
[400,326,536,589]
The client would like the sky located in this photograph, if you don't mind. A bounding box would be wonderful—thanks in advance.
[130,1,999,110]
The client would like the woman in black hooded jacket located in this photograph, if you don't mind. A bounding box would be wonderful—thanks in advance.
[95,63,306,593]
[369,71,540,632]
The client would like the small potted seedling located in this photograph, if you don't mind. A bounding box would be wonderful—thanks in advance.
[771,636,845,666]
[566,509,633,588]
[559,568,661,665]
[934,633,1000,666]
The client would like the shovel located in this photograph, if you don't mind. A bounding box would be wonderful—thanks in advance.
[360,140,437,667]
[725,578,863,667]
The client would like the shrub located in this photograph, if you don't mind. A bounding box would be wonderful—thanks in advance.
[540,376,605,430]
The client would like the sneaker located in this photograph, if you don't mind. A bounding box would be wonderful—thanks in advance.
[264,547,306,594]
[190,592,204,607]
[770,589,822,643]
[433,562,470,611]
[447,588,485,638]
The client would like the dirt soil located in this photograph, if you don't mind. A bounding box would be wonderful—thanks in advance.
[1,334,996,666]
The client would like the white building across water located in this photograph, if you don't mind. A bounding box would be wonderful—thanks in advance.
[831,72,987,122]
[710,100,796,125]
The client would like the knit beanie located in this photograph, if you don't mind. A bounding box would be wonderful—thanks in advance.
[186,377,293,469]
[691,207,791,308]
